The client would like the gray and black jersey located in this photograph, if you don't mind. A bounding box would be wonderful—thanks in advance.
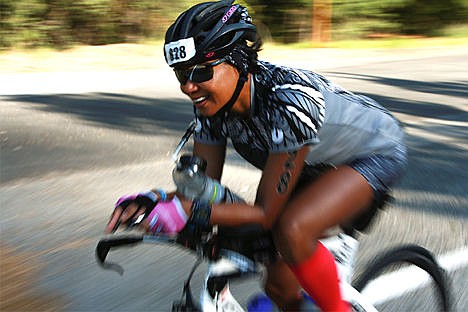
[194,60,405,170]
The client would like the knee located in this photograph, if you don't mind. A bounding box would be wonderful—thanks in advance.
[274,215,322,262]
[275,217,303,248]
[275,215,319,250]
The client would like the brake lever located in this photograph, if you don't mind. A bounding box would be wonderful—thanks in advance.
[172,120,196,162]
[96,236,144,275]
[96,234,179,275]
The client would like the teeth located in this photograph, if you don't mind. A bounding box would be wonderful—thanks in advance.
[193,96,207,104]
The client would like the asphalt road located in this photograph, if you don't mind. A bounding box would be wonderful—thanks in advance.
[1,46,467,311]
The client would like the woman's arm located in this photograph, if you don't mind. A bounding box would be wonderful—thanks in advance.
[209,145,309,229]
[193,141,226,180]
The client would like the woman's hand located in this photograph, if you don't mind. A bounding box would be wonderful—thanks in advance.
[140,195,189,234]
[104,190,165,233]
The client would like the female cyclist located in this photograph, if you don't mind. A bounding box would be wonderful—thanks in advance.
[105,1,407,311]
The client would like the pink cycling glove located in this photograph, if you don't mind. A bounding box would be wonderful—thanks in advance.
[147,195,188,234]
[115,191,159,210]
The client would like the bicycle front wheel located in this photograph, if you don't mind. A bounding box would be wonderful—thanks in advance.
[353,245,451,311]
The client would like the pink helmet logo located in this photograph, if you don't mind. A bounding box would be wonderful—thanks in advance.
[205,51,215,58]
[222,5,237,23]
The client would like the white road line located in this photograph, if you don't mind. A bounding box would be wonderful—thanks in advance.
[361,246,468,305]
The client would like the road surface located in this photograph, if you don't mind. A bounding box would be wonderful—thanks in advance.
[1,46,467,311]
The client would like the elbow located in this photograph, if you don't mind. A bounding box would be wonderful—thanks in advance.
[252,202,280,230]
[261,220,274,231]
[258,209,276,231]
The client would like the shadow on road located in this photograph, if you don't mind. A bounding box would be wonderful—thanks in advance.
[3,93,194,135]
[2,78,467,218]
[326,72,468,120]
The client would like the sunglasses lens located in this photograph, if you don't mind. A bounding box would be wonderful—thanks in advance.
[190,66,213,83]
[174,58,223,84]
[175,69,189,84]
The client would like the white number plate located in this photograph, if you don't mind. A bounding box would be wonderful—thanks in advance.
[164,37,196,66]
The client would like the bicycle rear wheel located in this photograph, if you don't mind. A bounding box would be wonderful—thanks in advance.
[353,245,451,311]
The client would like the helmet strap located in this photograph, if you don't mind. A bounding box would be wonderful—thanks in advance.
[210,70,248,120]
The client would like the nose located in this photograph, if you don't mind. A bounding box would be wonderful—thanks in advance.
[180,80,199,95]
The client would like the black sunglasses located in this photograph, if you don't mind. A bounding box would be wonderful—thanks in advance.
[174,58,226,85]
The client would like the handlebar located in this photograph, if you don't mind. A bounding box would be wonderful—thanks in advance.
[96,234,178,275]
[96,226,276,276]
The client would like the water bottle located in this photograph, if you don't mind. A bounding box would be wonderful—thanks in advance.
[247,292,317,312]
[172,154,244,204]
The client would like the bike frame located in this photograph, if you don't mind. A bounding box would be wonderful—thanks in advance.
[96,232,380,312]
[199,233,379,312]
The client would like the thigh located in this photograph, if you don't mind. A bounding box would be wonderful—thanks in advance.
[275,165,374,262]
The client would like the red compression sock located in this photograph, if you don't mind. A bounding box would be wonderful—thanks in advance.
[288,242,350,312]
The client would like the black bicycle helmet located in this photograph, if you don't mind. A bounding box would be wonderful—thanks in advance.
[164,0,257,69]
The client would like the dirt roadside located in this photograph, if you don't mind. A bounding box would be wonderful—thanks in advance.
[1,39,468,74]
[0,245,66,311]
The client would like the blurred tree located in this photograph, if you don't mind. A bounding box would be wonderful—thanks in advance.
[0,0,467,49]
[332,0,468,38]
[0,0,15,46]
[0,0,194,48]
[312,0,331,42]
[388,0,467,36]
[0,0,49,47]
[332,0,405,39]
[248,0,312,43]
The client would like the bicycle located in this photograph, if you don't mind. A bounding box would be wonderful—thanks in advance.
[96,122,451,312]
[96,219,451,311]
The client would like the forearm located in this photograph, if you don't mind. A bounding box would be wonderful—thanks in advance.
[178,197,272,229]
[210,202,270,229]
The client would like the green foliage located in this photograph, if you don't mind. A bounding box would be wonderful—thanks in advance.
[0,0,467,49]
[388,0,468,36]
[248,0,312,43]
[332,0,468,39]
[0,0,194,48]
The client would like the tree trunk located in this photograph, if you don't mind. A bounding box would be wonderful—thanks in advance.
[312,0,332,42]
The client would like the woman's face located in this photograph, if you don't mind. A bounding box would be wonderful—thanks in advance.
[179,61,241,117]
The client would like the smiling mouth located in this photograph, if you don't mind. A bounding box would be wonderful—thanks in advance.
[192,95,209,108]
[193,96,208,104]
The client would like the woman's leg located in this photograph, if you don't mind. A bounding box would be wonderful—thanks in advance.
[274,165,374,311]
[264,259,302,310]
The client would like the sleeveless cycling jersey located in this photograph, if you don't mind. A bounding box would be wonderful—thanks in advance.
[194,61,405,170]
